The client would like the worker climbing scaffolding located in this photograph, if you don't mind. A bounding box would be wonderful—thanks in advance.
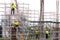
[11,2,16,15]
[13,19,19,27]
[11,19,19,40]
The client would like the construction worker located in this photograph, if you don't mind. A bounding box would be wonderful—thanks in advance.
[35,28,40,40]
[12,19,19,27]
[45,29,49,39]
[11,2,16,15]
[11,19,19,40]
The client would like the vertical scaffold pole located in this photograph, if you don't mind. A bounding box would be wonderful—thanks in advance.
[40,0,44,39]
[55,0,59,40]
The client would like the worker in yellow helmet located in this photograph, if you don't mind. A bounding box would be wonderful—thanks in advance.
[13,20,19,27]
[45,29,49,39]
[11,2,16,15]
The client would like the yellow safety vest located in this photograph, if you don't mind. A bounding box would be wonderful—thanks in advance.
[11,3,15,9]
[13,21,19,26]
[35,30,39,34]
[45,30,49,34]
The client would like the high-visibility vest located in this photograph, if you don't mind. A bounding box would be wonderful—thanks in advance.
[11,3,15,9]
[45,30,49,34]
[35,30,39,34]
[13,21,19,26]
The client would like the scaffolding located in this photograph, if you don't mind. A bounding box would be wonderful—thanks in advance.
[0,2,40,40]
[0,0,60,40]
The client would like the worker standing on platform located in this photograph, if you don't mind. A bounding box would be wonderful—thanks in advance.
[11,2,16,15]
[35,28,40,40]
[45,29,49,39]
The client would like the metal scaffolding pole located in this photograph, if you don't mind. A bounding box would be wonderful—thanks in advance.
[40,0,44,21]
[39,0,44,39]
[40,0,44,31]
[55,0,59,40]
[15,0,18,13]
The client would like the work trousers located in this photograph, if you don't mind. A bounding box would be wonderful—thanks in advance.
[46,34,48,39]
[11,8,15,15]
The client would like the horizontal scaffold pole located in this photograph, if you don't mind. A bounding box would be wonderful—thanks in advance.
[29,21,60,23]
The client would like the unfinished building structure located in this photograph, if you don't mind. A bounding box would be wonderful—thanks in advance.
[0,1,39,40]
[0,0,60,40]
